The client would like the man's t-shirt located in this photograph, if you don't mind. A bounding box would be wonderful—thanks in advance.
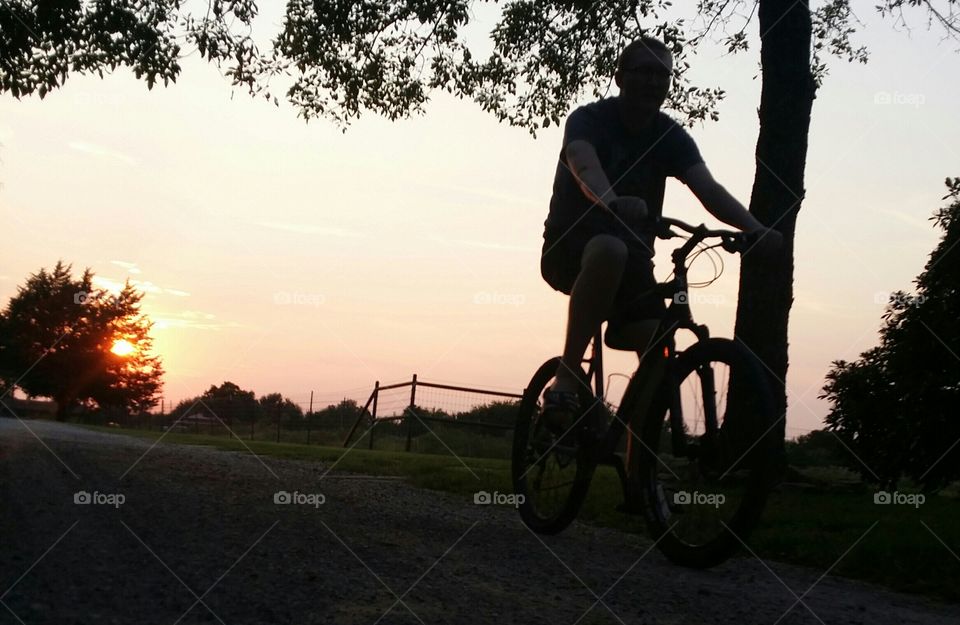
[544,97,704,256]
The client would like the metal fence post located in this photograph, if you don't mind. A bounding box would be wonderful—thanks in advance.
[368,381,379,450]
[405,374,417,452]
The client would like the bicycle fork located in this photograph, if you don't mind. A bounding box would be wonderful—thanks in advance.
[674,363,720,468]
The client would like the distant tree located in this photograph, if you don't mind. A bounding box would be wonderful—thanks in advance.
[822,178,960,490]
[0,261,163,419]
[172,381,262,424]
[309,398,362,430]
[456,400,519,428]
[404,403,452,437]
[259,392,304,423]
[785,428,849,468]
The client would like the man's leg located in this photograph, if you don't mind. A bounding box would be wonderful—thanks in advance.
[551,234,628,393]
[606,250,668,480]
[624,325,667,480]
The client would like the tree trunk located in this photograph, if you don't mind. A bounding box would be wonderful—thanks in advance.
[731,0,816,450]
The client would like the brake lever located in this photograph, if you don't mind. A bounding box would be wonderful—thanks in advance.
[721,232,752,253]
[720,234,739,253]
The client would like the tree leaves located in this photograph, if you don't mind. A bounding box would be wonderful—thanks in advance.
[822,178,960,490]
[0,0,258,99]
[0,261,164,416]
[1,0,725,132]
[0,2,956,131]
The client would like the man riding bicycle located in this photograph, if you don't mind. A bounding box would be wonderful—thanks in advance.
[540,36,781,429]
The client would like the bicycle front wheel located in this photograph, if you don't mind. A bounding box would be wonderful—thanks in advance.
[638,338,778,568]
[512,357,599,535]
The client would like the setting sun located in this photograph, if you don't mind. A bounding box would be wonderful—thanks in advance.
[110,339,136,357]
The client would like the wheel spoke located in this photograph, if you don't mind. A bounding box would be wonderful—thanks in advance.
[512,361,595,535]
[640,341,776,565]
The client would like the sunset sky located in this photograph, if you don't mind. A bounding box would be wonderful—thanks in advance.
[2,4,958,436]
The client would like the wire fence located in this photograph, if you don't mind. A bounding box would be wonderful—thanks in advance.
[39,375,524,460]
[4,378,855,467]
[341,375,522,459]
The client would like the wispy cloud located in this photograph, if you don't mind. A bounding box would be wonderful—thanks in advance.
[91,273,222,330]
[878,207,931,231]
[91,276,127,294]
[91,275,190,298]
[152,310,242,331]
[68,141,136,165]
[132,281,165,294]
[92,276,162,295]
[110,260,142,274]
[251,220,368,238]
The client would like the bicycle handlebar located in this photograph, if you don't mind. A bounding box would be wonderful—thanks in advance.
[650,216,759,255]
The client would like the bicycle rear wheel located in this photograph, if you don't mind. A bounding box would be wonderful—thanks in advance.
[512,357,599,535]
[638,338,778,567]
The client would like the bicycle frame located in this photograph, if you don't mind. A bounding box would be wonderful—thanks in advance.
[578,219,745,502]
[515,217,770,545]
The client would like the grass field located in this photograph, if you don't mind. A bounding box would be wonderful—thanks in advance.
[84,424,959,602]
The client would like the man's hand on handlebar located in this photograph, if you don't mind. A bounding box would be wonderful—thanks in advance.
[607,196,648,226]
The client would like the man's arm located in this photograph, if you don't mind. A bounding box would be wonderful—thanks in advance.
[565,140,649,224]
[682,162,764,231]
[565,139,618,211]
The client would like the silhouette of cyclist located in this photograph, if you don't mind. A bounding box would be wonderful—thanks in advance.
[540,36,781,430]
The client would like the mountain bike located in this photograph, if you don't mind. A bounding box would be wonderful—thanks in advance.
[513,216,779,568]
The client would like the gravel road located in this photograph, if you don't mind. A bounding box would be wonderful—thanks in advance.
[1,418,957,625]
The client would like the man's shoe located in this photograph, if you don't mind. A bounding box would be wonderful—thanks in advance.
[541,388,580,435]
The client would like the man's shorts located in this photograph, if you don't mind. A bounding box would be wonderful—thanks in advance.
[540,219,666,325]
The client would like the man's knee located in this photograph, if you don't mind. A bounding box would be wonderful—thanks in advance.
[581,234,628,271]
